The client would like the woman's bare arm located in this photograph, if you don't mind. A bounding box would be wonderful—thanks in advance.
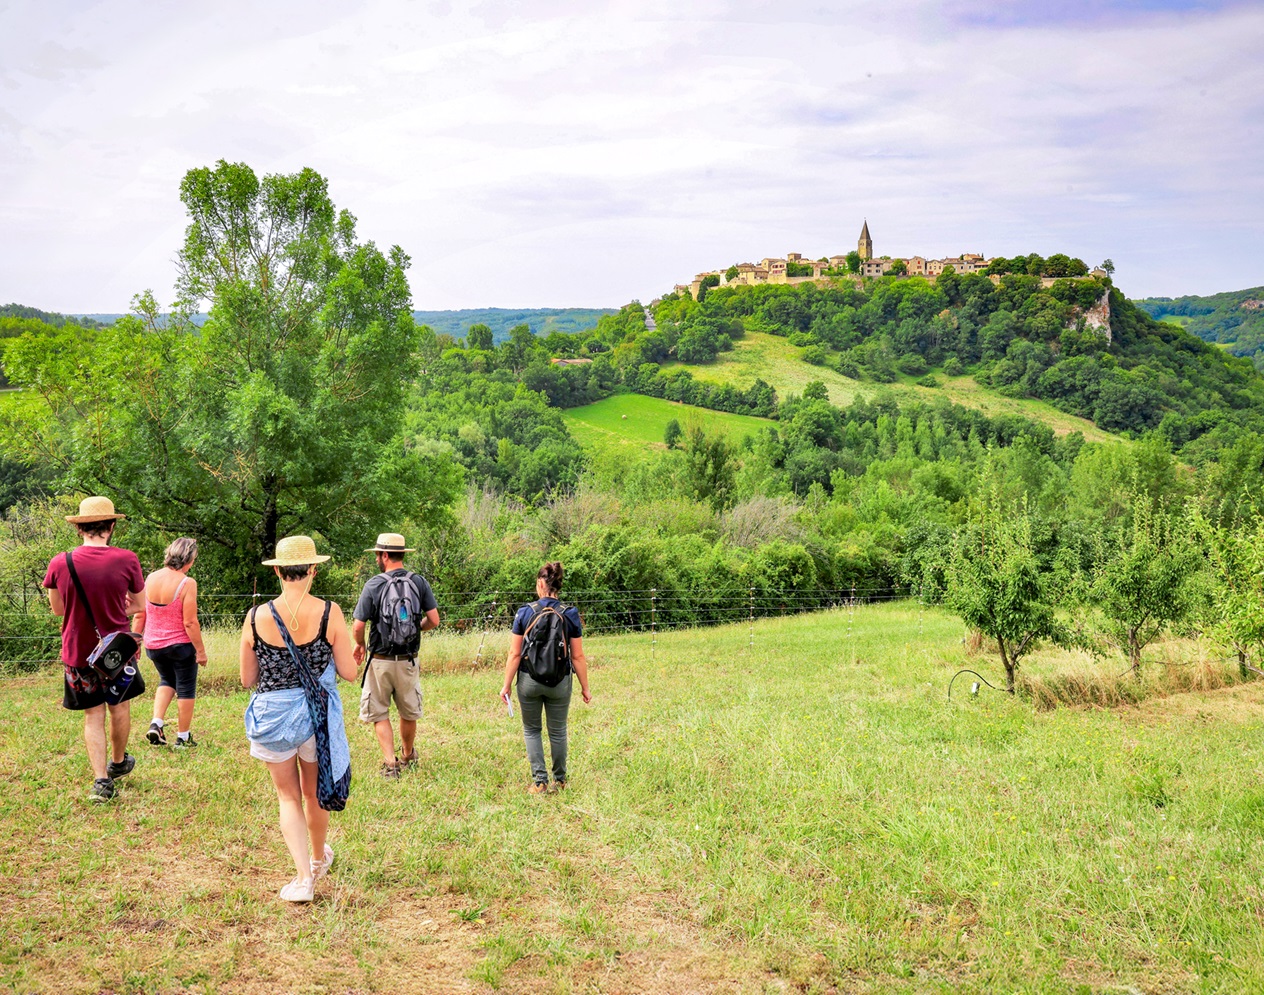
[182,578,207,663]
[500,633,524,697]
[569,637,592,703]
[327,604,358,681]
[239,612,259,688]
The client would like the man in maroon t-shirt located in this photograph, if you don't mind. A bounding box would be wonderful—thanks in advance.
[44,496,146,803]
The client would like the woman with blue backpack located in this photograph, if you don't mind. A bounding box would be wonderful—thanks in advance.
[499,562,591,794]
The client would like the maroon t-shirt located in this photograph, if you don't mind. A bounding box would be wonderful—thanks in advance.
[43,546,144,669]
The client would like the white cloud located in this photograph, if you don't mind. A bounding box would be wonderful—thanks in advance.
[0,0,1261,311]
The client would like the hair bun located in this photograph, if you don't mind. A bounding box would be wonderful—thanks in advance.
[538,561,564,592]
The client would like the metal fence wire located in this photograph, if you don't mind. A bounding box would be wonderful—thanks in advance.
[0,584,914,672]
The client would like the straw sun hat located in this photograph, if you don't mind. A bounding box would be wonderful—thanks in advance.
[261,535,331,567]
[365,532,416,553]
[65,496,126,524]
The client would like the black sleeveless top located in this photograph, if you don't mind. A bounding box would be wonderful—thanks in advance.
[250,600,335,694]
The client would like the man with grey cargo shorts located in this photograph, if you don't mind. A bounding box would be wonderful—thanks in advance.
[352,533,439,778]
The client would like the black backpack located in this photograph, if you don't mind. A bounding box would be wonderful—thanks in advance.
[374,571,424,657]
[521,601,572,687]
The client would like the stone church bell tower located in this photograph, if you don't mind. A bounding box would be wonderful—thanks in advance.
[858,220,873,261]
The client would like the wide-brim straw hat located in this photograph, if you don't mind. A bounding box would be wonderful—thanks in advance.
[365,532,416,553]
[65,496,126,524]
[262,535,332,566]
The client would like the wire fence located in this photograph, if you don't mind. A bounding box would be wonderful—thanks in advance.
[0,584,916,672]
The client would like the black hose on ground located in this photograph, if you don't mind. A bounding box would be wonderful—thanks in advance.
[946,668,1008,700]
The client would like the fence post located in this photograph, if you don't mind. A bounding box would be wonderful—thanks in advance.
[849,584,856,665]
[748,586,755,650]
[651,588,657,662]
[474,590,498,668]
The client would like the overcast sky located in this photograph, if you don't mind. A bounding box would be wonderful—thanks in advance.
[2,0,1261,312]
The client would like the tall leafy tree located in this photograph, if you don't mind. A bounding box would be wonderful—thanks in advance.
[682,427,735,510]
[1,161,461,582]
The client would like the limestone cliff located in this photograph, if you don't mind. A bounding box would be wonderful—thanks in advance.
[1080,291,1112,343]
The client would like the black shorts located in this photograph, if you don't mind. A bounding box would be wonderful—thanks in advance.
[62,664,147,711]
[147,643,198,699]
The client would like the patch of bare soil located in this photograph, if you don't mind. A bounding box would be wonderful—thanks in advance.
[1,886,482,995]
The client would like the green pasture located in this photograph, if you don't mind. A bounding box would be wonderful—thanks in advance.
[561,393,771,454]
[665,331,871,408]
[2,604,1262,993]
[672,331,1119,443]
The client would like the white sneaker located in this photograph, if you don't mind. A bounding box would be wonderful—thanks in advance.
[279,876,315,903]
[310,844,335,881]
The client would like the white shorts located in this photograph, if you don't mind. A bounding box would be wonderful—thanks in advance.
[250,735,317,764]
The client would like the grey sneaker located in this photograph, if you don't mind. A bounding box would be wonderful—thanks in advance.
[90,777,115,803]
[106,753,135,779]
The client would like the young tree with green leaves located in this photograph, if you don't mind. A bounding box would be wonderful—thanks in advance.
[1194,514,1264,678]
[663,418,683,449]
[1089,506,1202,677]
[945,499,1066,692]
[0,160,462,582]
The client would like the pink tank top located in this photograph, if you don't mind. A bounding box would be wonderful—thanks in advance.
[144,576,190,650]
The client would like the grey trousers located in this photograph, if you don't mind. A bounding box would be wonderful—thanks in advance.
[516,672,572,784]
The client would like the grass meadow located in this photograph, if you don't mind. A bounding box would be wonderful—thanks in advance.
[560,394,772,455]
[668,332,1118,444]
[2,603,1263,994]
[663,332,872,409]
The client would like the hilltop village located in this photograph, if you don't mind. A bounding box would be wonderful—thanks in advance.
[676,222,1107,300]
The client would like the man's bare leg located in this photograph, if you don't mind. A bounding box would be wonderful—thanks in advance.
[83,704,108,778]
[373,719,396,763]
[107,701,130,764]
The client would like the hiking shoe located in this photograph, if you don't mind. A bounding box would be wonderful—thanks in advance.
[552,780,567,793]
[90,777,115,803]
[528,782,548,795]
[173,734,198,749]
[400,750,419,770]
[106,753,135,780]
[146,722,167,746]
[279,876,315,903]
[380,759,400,779]
[311,844,335,881]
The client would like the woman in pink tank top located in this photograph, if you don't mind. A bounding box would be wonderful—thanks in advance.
[132,538,207,747]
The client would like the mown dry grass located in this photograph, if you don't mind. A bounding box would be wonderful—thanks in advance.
[3,604,1264,994]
